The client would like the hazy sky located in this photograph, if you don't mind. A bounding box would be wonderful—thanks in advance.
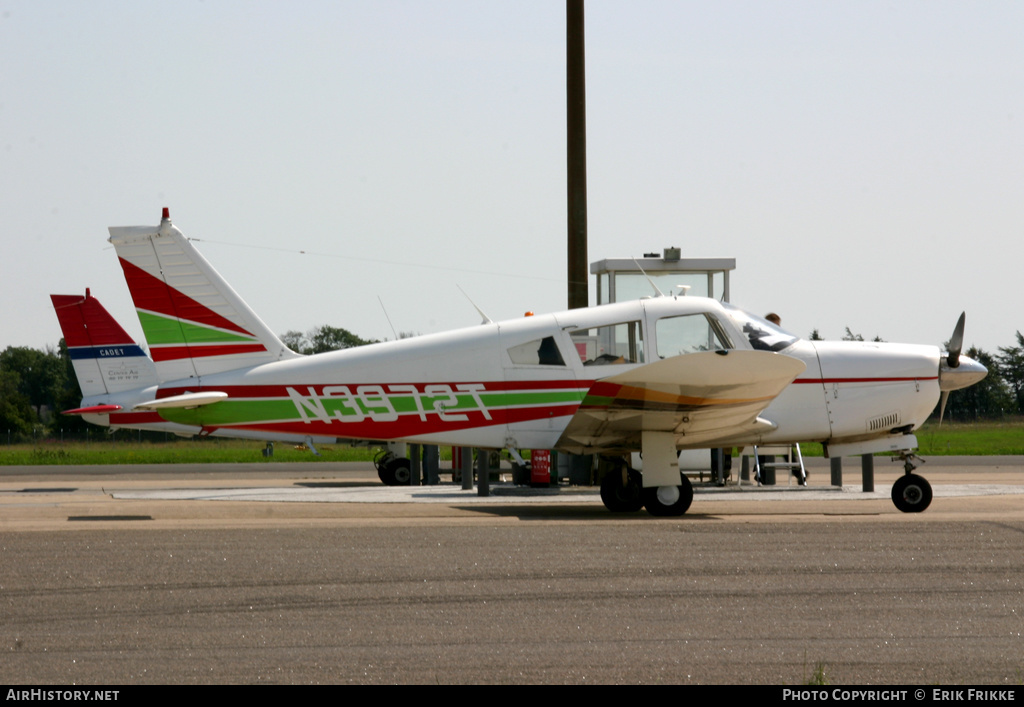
[2,1,1021,357]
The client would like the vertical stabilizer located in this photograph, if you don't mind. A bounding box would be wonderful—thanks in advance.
[50,290,159,396]
[108,209,300,381]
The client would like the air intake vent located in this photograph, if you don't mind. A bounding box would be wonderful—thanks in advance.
[867,411,901,432]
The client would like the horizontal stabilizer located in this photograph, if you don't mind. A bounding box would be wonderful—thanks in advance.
[61,404,124,415]
[133,391,229,411]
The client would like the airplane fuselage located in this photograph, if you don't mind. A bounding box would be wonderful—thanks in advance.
[122,296,947,457]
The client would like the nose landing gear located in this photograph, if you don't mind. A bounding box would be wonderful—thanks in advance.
[891,453,932,513]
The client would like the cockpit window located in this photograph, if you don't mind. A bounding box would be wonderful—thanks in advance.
[507,336,567,366]
[569,321,644,365]
[723,304,800,352]
[656,314,733,358]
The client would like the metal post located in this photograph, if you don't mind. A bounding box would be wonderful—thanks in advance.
[424,445,439,485]
[477,449,489,497]
[566,0,587,310]
[830,457,843,487]
[410,444,421,486]
[861,454,874,492]
[712,448,724,486]
[461,446,473,490]
[762,455,776,485]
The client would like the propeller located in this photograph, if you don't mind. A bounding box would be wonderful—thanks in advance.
[937,312,987,425]
[946,311,965,369]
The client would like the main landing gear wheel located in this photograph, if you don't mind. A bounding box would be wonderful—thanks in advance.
[375,451,412,486]
[891,473,932,513]
[600,464,643,512]
[642,474,694,517]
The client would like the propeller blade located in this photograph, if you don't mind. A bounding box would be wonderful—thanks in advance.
[938,390,950,426]
[946,312,965,368]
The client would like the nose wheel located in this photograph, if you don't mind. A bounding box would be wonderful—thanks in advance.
[890,452,932,513]
[891,472,932,513]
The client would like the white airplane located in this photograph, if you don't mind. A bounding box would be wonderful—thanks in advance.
[62,209,987,516]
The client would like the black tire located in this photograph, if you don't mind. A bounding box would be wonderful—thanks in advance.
[600,465,643,512]
[891,473,932,513]
[377,463,396,485]
[374,450,393,485]
[642,474,694,517]
[386,457,412,486]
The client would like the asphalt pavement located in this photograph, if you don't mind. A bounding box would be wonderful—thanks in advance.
[2,456,1023,684]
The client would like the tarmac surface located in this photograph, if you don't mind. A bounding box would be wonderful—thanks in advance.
[2,456,1023,685]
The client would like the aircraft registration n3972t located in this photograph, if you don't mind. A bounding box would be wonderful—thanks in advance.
[54,209,987,516]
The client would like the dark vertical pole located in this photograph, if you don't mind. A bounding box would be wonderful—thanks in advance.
[477,449,490,497]
[410,443,421,486]
[861,454,874,493]
[830,456,843,487]
[566,0,588,310]
[461,446,473,490]
[424,445,439,485]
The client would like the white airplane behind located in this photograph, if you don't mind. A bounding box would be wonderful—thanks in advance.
[67,209,988,516]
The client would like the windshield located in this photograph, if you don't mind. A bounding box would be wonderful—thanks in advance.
[723,304,800,352]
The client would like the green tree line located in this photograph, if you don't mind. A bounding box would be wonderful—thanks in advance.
[0,341,87,443]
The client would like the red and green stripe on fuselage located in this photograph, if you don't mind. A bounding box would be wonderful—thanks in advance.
[151,380,591,441]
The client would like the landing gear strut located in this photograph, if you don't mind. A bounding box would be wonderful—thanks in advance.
[891,452,932,513]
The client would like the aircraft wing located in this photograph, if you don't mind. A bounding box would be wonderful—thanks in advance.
[555,350,805,454]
